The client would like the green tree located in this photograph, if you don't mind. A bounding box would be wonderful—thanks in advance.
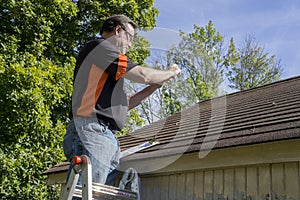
[226,35,283,90]
[0,0,158,198]
[1,0,158,64]
[159,21,235,117]
[0,0,78,63]
[0,53,74,199]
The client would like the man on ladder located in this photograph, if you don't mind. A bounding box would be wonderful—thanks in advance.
[62,14,181,199]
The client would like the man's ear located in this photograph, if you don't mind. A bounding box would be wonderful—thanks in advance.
[115,25,122,36]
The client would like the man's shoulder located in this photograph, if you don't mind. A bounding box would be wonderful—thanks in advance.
[85,38,104,49]
[79,38,108,56]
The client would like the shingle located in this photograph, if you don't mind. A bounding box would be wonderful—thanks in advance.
[42,162,69,175]
[119,76,300,160]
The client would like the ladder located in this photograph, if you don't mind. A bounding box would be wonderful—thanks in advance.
[60,155,140,200]
[60,140,159,200]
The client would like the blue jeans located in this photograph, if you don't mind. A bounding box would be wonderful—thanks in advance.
[63,117,120,185]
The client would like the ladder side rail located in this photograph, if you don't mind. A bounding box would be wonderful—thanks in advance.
[81,155,93,200]
[60,166,80,200]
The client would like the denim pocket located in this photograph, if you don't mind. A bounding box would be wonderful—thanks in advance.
[85,121,107,135]
[63,120,76,160]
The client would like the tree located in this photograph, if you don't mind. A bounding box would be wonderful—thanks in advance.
[226,35,283,90]
[0,53,74,199]
[149,21,234,119]
[0,0,158,64]
[167,21,234,108]
[0,0,158,198]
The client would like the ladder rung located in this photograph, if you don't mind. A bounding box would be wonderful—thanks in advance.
[73,182,138,200]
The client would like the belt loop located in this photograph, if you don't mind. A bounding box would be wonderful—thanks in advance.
[98,119,107,127]
[97,117,118,132]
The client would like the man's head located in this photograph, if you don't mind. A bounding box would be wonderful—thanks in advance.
[100,15,138,54]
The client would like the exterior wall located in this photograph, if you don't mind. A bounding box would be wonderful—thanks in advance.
[140,161,300,200]
[45,139,300,199]
[125,139,300,200]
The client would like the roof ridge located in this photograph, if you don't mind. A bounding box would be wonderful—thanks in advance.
[225,75,300,98]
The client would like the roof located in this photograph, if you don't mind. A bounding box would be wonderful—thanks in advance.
[43,76,300,175]
[119,76,300,161]
[42,162,69,175]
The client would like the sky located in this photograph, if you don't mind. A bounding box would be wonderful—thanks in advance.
[139,0,300,80]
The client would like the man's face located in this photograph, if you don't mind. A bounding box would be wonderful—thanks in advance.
[105,23,135,54]
[116,23,135,54]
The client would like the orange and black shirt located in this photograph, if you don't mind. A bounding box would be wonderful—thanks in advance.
[71,38,137,130]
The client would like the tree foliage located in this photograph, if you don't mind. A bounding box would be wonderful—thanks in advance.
[1,0,78,63]
[226,35,283,90]
[158,21,235,117]
[0,53,74,199]
[1,0,158,63]
[0,0,158,198]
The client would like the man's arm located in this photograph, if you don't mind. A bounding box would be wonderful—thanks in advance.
[124,64,181,84]
[128,84,162,110]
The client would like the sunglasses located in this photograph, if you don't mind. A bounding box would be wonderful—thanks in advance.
[121,26,134,42]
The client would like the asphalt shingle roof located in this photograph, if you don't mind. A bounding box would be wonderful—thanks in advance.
[119,76,300,160]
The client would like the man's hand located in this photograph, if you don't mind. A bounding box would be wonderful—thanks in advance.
[169,64,181,78]
[127,64,180,110]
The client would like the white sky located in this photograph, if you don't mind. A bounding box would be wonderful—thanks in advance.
[139,0,300,79]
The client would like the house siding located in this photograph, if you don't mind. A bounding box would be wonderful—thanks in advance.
[140,162,300,200]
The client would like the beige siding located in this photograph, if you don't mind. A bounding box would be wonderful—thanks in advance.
[169,174,176,198]
[285,162,300,198]
[141,161,300,200]
[258,165,270,197]
[194,171,204,199]
[224,168,234,199]
[233,168,245,199]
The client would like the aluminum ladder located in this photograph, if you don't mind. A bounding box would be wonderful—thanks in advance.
[60,155,140,200]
